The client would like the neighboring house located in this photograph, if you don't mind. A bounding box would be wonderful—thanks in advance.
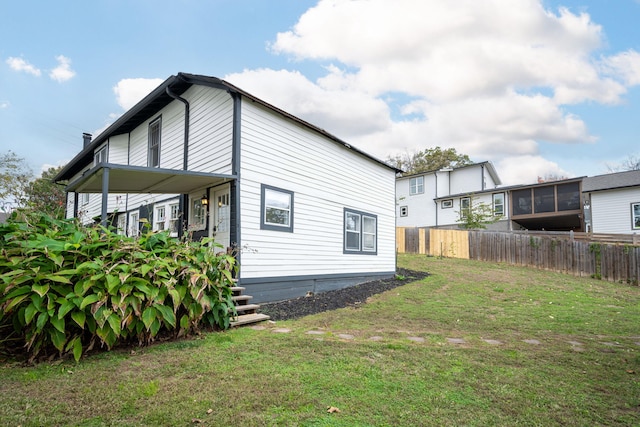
[396,163,587,232]
[395,162,509,230]
[582,170,640,234]
[54,72,400,303]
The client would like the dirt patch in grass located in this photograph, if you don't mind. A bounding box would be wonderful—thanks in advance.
[259,268,429,321]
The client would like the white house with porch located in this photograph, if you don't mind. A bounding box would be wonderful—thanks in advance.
[55,73,399,304]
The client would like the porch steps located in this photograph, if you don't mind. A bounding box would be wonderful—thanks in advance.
[229,286,270,327]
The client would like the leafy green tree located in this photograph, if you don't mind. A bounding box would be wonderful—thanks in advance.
[456,196,501,230]
[0,151,32,212]
[23,166,67,219]
[387,146,472,174]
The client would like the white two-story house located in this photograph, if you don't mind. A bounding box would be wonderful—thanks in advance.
[395,162,508,230]
[55,73,400,303]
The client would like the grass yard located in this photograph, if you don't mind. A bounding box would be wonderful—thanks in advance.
[1,254,638,426]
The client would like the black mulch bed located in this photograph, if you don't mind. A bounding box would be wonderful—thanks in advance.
[258,268,430,321]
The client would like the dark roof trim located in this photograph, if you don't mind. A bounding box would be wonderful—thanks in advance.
[56,72,400,181]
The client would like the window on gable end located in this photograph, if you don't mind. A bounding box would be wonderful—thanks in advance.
[409,176,424,195]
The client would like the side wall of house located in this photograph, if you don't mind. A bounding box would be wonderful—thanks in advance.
[590,187,640,234]
[238,101,396,302]
[395,173,437,228]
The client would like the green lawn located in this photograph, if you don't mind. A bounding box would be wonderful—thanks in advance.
[1,254,638,426]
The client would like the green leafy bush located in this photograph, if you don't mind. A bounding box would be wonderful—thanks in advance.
[0,212,237,362]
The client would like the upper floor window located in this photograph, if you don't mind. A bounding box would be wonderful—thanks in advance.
[261,184,294,232]
[94,146,107,165]
[493,193,505,216]
[148,117,161,168]
[344,208,377,254]
[409,176,424,195]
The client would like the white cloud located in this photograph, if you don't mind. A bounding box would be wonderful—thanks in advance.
[49,55,76,83]
[113,78,164,110]
[6,56,41,76]
[495,155,572,186]
[0,101,9,109]
[242,0,638,184]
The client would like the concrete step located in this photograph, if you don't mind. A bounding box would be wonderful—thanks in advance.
[230,313,270,327]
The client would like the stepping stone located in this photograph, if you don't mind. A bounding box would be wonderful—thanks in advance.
[273,328,291,333]
[369,336,384,341]
[408,336,425,343]
[337,334,355,340]
[567,341,583,346]
[523,339,541,345]
[483,339,502,345]
[250,325,267,331]
[446,338,466,344]
[306,330,326,335]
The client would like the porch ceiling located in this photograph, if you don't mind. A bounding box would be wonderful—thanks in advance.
[65,164,235,194]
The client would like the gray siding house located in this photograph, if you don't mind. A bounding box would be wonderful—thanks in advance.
[55,73,399,303]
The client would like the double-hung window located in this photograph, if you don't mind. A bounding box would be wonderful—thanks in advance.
[632,202,640,230]
[169,203,180,233]
[409,176,424,195]
[261,184,294,232]
[155,206,166,231]
[148,117,161,168]
[493,193,505,216]
[344,208,377,254]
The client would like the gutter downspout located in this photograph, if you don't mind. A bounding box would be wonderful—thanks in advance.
[230,92,242,268]
[434,172,438,227]
[165,86,190,237]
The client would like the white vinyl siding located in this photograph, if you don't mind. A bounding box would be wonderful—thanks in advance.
[590,187,640,233]
[186,86,234,174]
[239,101,395,279]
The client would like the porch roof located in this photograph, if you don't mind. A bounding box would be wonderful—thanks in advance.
[66,163,235,194]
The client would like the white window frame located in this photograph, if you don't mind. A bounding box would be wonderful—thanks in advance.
[116,214,126,235]
[632,202,640,230]
[129,212,139,237]
[344,208,377,255]
[80,193,90,206]
[169,203,180,234]
[260,184,294,232]
[148,117,161,168]
[409,176,424,195]
[442,199,453,209]
[493,193,505,217]
[189,197,206,231]
[155,206,166,231]
[94,145,108,165]
[460,197,471,218]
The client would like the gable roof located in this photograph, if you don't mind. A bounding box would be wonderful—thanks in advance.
[398,161,502,186]
[55,72,400,182]
[582,170,640,193]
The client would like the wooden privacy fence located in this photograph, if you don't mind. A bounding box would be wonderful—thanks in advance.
[396,227,640,284]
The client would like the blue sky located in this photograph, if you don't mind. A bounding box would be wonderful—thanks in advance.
[1,0,639,185]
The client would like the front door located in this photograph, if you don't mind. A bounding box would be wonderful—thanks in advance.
[210,186,230,249]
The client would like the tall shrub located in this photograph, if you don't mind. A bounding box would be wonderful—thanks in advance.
[0,212,237,362]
